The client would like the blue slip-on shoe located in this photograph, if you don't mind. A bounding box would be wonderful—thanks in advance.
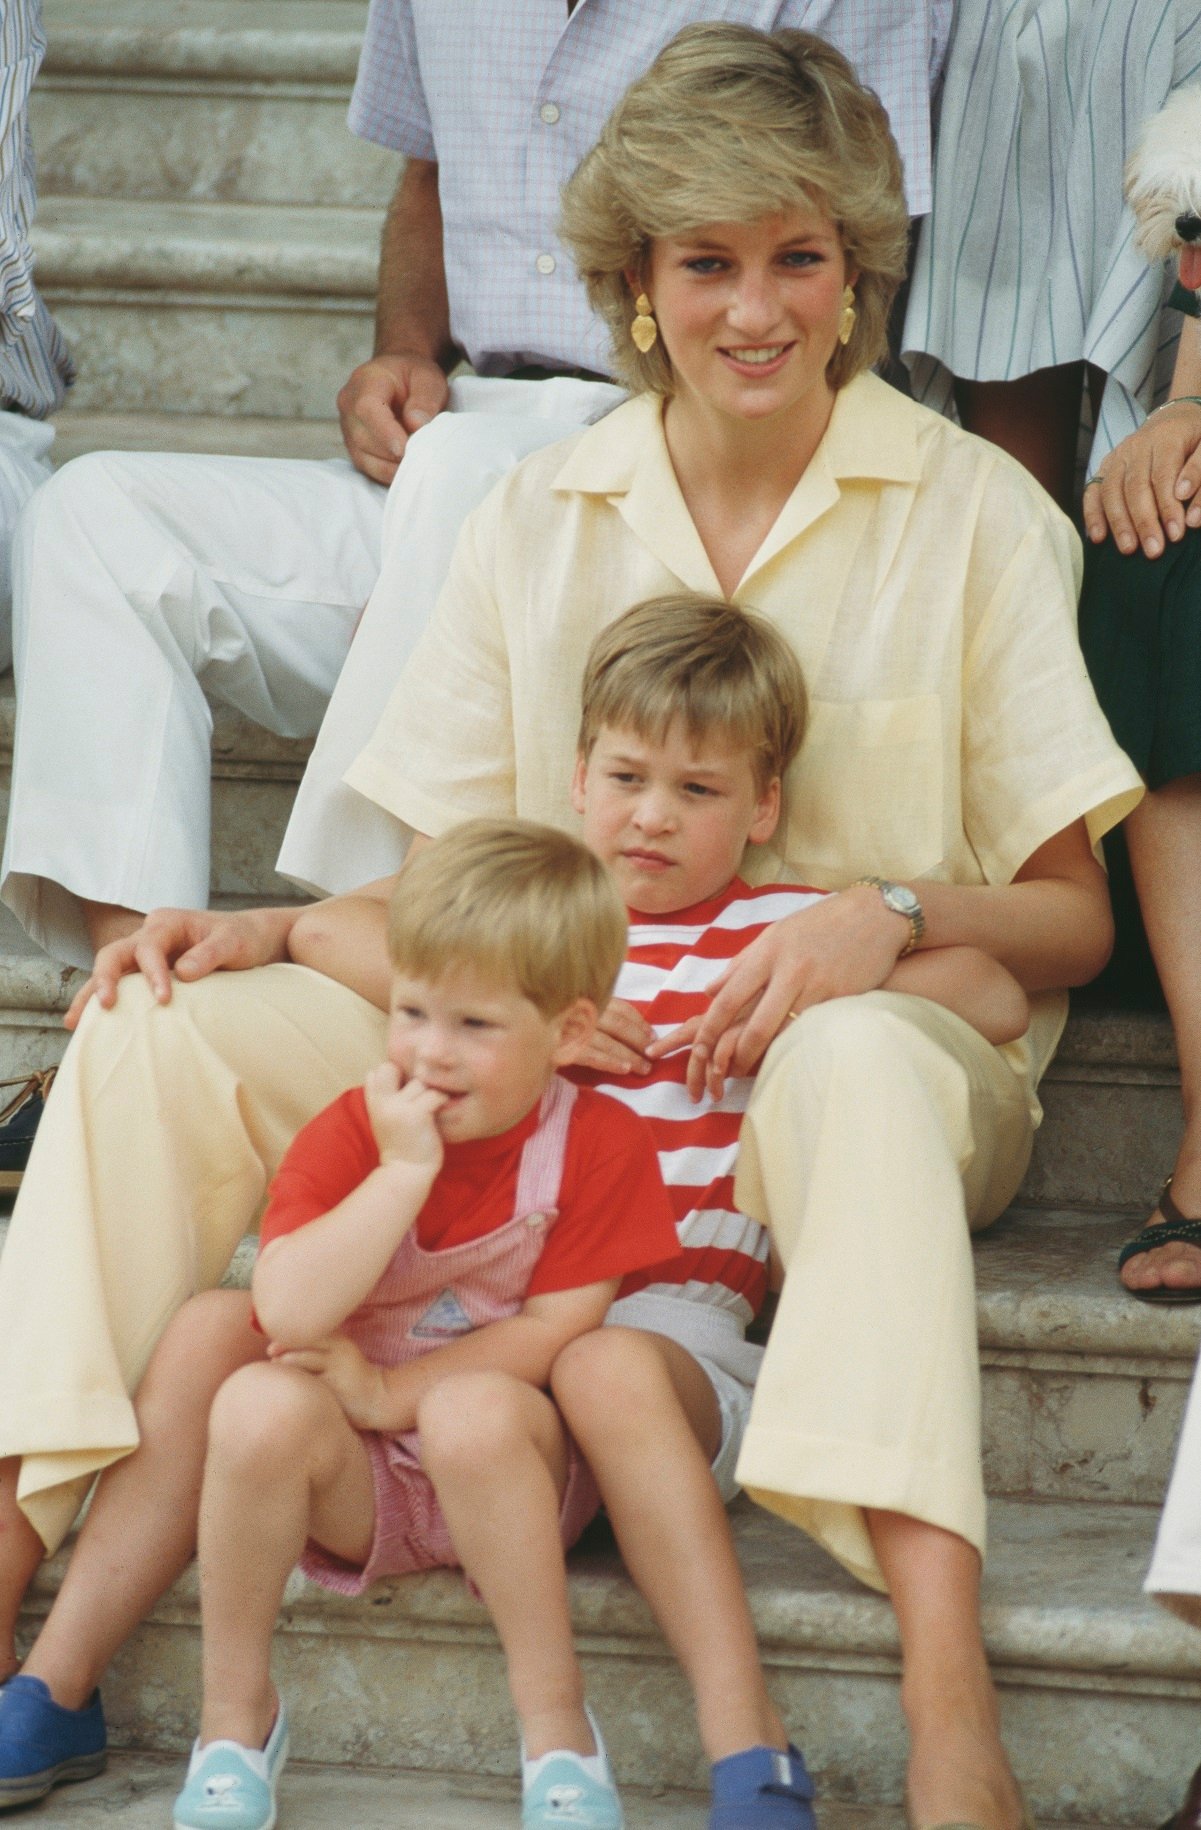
[709,1744,817,1829]
[522,1706,624,1828]
[172,1700,289,1830]
[0,1672,107,1808]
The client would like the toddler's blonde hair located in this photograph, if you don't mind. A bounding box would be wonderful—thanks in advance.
[387,819,628,1015]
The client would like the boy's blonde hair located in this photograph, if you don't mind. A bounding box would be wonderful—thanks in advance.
[387,819,628,1015]
[559,23,910,395]
[578,596,808,791]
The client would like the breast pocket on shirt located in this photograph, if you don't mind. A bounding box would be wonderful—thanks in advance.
[785,695,946,882]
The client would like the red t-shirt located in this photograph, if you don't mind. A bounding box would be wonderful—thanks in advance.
[259,1079,677,1298]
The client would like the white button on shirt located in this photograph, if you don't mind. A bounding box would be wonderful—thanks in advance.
[349,0,950,377]
[535,253,557,276]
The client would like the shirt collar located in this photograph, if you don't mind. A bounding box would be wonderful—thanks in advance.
[550,371,921,594]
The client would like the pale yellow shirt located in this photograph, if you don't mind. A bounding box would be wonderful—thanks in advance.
[349,372,1143,1103]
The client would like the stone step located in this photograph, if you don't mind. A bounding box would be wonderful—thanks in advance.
[32,196,379,417]
[17,1496,1197,1827]
[0,1164,1192,1507]
[35,0,397,208]
[0,1752,910,1830]
[50,409,345,465]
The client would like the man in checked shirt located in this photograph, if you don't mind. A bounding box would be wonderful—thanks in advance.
[0,0,948,977]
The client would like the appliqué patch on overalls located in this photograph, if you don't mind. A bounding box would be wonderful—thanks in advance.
[409,1287,475,1340]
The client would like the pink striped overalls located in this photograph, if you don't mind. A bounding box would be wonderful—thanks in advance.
[300,1075,602,1593]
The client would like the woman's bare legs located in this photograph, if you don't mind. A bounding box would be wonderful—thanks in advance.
[1118,778,1201,1294]
[0,1465,45,1682]
[12,1291,264,1707]
[868,1510,1023,1830]
[552,1326,787,1762]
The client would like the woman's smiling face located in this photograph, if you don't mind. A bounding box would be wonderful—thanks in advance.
[642,205,853,427]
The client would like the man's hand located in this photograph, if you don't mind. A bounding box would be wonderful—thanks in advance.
[1083,402,1201,556]
[65,905,294,1029]
[566,997,654,1076]
[337,352,449,485]
[648,888,908,1100]
[364,1064,447,1172]
[269,1334,388,1431]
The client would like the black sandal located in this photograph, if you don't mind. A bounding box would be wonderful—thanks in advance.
[1117,1177,1201,1305]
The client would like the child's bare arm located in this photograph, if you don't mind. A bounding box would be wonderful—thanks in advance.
[253,1069,445,1346]
[882,944,1029,1045]
[273,1279,620,1433]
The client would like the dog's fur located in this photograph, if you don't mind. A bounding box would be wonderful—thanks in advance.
[1126,85,1201,260]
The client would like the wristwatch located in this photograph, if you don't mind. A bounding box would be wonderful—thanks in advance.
[853,876,925,957]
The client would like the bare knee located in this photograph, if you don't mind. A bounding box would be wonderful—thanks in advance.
[417,1372,547,1480]
[138,1291,262,1432]
[551,1327,671,1432]
[207,1362,329,1478]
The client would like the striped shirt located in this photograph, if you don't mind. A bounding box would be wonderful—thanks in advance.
[0,0,72,416]
[902,0,1201,472]
[349,0,948,376]
[571,878,826,1332]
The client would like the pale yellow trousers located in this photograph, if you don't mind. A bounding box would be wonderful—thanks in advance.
[734,991,1033,1592]
[0,975,1032,1584]
[0,967,386,1552]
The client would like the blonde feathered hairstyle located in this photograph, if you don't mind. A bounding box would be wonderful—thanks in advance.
[1125,85,1201,262]
[558,23,910,396]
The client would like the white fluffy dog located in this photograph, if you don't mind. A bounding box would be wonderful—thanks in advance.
[1125,84,1201,289]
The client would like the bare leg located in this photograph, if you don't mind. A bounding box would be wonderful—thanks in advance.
[954,364,1085,509]
[197,1361,375,1750]
[552,1328,787,1762]
[1119,777,1201,1293]
[20,1291,264,1708]
[0,1462,46,1681]
[868,1509,1023,1830]
[81,901,142,957]
[418,1372,589,1762]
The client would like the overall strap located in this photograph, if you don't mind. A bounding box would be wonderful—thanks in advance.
[513,1075,578,1225]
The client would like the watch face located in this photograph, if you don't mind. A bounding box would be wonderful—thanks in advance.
[882,883,920,917]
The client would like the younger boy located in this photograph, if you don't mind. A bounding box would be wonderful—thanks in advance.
[171,820,680,1830]
[544,594,1028,1829]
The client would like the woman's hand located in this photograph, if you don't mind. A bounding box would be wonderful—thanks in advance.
[1083,402,1201,556]
[364,1065,447,1171]
[650,887,908,1099]
[565,998,654,1076]
[64,905,297,1030]
[269,1334,388,1431]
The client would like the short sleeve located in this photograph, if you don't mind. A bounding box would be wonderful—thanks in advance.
[960,462,1143,883]
[347,0,435,158]
[259,1090,380,1252]
[527,1093,678,1297]
[1169,281,1201,320]
[345,491,518,836]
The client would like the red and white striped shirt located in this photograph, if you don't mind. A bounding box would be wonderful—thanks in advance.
[571,878,826,1358]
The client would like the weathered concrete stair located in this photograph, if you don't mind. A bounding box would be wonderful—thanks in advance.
[13,4,1196,1824]
[33,0,395,421]
[19,1494,1199,1826]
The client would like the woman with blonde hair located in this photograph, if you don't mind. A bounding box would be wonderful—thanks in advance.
[0,24,1138,1830]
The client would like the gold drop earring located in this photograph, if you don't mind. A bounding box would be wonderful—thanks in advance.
[630,293,658,353]
[838,285,856,347]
